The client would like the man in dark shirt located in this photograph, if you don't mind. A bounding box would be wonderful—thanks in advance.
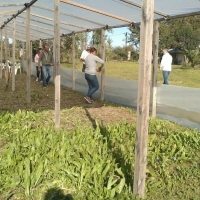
[38,44,54,88]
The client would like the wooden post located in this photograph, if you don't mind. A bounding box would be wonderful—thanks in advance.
[100,28,105,100]
[0,29,2,79]
[133,0,154,198]
[26,6,31,103]
[30,40,32,76]
[12,18,16,91]
[5,25,8,85]
[53,38,56,83]
[39,39,42,48]
[72,32,76,90]
[151,21,159,117]
[20,42,24,74]
[54,0,60,128]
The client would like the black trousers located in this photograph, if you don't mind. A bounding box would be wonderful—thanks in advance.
[82,64,86,72]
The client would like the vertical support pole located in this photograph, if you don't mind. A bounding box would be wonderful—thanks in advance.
[133,0,154,198]
[151,21,159,117]
[20,42,24,74]
[12,18,16,91]
[100,28,105,100]
[0,29,2,79]
[54,0,60,128]
[5,25,8,85]
[26,6,31,103]
[39,39,42,48]
[72,32,75,90]
[53,38,56,83]
[30,40,32,76]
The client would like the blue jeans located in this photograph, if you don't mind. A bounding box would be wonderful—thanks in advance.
[162,70,170,85]
[42,65,52,87]
[85,73,99,98]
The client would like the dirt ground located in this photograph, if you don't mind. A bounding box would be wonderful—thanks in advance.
[0,72,136,129]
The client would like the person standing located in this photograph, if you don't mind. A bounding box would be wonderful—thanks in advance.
[84,47,104,104]
[34,48,42,81]
[80,45,91,72]
[38,44,54,88]
[160,48,173,85]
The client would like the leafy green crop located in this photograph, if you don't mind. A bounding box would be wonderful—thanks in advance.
[0,111,199,200]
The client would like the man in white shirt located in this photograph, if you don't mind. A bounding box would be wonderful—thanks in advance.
[80,45,91,72]
[160,48,173,85]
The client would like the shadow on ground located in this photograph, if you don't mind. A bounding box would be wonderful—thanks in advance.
[43,188,73,200]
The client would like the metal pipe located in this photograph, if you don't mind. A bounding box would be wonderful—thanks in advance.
[1,0,38,29]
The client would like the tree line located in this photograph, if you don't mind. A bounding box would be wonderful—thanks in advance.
[128,15,200,67]
[1,15,199,67]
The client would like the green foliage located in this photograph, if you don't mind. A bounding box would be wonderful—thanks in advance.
[184,48,200,68]
[159,16,200,51]
[128,26,140,50]
[0,111,199,199]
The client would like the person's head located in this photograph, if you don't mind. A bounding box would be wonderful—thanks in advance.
[86,45,91,52]
[90,47,97,55]
[37,47,42,54]
[162,48,168,54]
[43,43,49,52]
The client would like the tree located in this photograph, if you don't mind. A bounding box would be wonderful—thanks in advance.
[128,25,140,50]
[184,48,200,68]
[159,16,200,51]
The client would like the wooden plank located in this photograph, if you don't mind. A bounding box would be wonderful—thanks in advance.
[39,39,42,48]
[33,5,105,26]
[133,0,154,198]
[12,18,16,91]
[72,32,75,90]
[0,29,2,79]
[20,42,24,74]
[0,10,18,15]
[30,41,32,76]
[151,21,159,117]
[26,7,31,103]
[60,0,132,23]
[4,25,8,85]
[17,15,72,32]
[120,0,167,17]
[29,13,86,30]
[100,28,105,100]
[54,0,61,128]
[6,26,51,39]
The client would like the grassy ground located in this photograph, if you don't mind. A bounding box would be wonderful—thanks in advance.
[61,60,200,88]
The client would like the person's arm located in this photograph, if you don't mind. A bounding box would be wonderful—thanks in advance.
[34,54,38,64]
[95,56,104,65]
[80,50,85,61]
[96,56,105,72]
[160,55,164,70]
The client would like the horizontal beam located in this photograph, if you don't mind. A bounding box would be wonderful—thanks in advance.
[28,12,87,29]
[0,0,38,29]
[0,10,18,15]
[17,15,72,33]
[0,3,24,7]
[157,11,200,21]
[120,0,168,18]
[33,5,105,26]
[60,0,133,24]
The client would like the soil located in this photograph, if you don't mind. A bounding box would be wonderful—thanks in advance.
[0,72,136,130]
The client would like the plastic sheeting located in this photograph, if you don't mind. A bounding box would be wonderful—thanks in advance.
[28,62,200,130]
[1,0,200,41]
